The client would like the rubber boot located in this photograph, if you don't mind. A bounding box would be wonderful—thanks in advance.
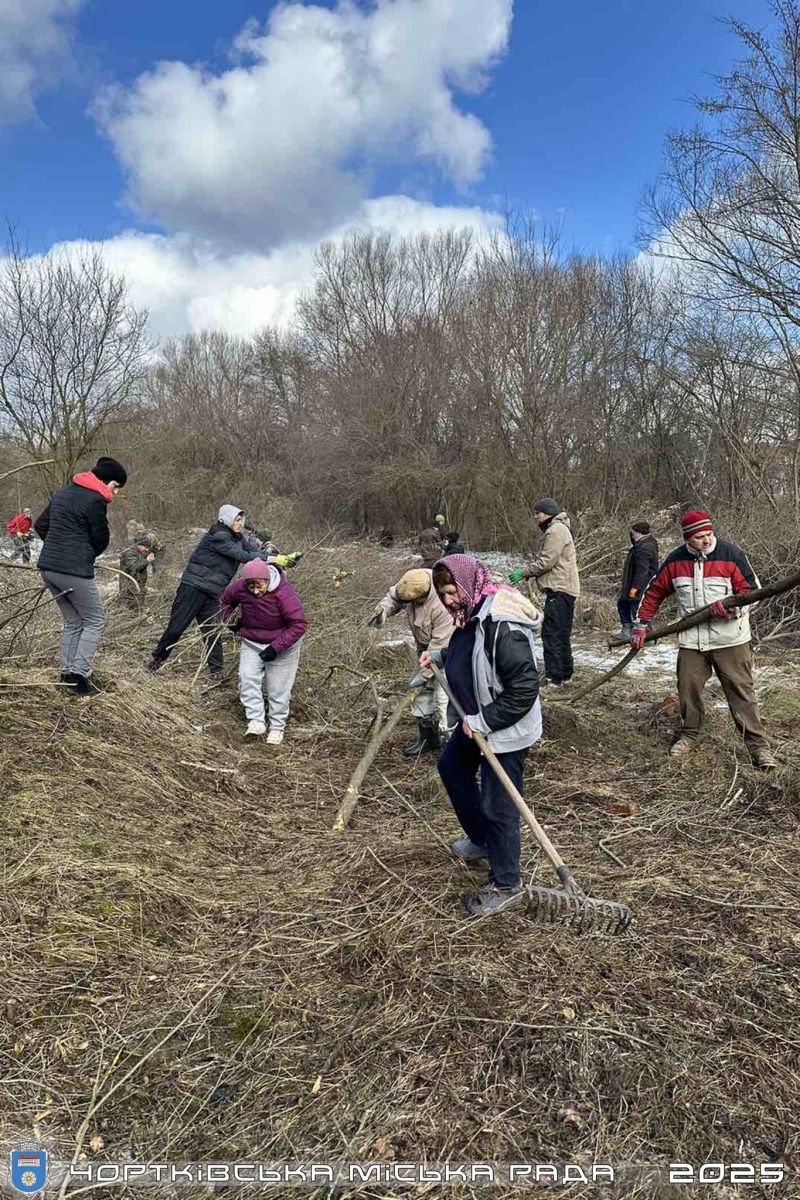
[403,717,441,757]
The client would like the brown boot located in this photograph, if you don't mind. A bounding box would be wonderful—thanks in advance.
[670,737,697,759]
[751,747,776,771]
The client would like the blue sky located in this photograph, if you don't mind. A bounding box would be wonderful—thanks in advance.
[0,0,776,334]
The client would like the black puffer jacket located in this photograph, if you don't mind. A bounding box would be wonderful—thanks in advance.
[35,480,110,578]
[620,534,659,599]
[181,523,262,598]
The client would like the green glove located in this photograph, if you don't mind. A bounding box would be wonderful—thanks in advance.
[508,568,526,585]
[274,553,302,568]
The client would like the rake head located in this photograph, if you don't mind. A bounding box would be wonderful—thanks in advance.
[525,885,632,934]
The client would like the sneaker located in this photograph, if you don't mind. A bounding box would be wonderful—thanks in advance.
[542,678,563,689]
[464,884,524,917]
[245,720,267,737]
[59,672,79,689]
[670,737,697,759]
[266,730,284,745]
[751,747,776,771]
[451,838,489,863]
[208,669,224,681]
[146,658,162,673]
[73,675,101,697]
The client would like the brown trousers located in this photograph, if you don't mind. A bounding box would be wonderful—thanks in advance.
[677,643,767,751]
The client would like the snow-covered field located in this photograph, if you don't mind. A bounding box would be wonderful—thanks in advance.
[0,536,42,564]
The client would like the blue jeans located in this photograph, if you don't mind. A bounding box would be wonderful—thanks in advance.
[438,724,528,889]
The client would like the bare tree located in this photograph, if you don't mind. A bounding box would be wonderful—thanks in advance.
[0,237,148,494]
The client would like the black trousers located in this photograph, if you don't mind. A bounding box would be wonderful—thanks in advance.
[438,724,528,889]
[617,596,640,627]
[542,590,575,683]
[152,582,223,672]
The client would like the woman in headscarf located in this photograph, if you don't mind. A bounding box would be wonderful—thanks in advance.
[420,554,543,917]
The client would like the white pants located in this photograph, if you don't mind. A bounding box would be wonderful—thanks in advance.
[238,639,302,732]
[411,675,449,731]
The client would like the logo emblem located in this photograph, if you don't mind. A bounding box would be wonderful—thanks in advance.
[9,1150,47,1194]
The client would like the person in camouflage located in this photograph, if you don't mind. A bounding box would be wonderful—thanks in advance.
[119,538,155,610]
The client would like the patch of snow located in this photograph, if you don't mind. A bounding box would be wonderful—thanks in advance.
[0,536,42,564]
[572,637,678,678]
[377,632,415,650]
[476,549,522,576]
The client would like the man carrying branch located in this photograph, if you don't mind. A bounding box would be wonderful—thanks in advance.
[632,511,775,769]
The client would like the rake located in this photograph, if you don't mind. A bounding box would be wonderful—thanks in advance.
[428,663,631,934]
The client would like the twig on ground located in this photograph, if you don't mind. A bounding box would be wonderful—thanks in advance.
[331,690,416,834]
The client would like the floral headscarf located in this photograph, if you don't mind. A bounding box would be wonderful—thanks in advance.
[435,553,510,627]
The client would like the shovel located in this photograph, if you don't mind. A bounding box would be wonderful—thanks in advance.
[428,662,631,934]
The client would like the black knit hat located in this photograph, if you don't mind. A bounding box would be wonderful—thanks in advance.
[533,497,559,517]
[631,520,650,534]
[92,457,127,487]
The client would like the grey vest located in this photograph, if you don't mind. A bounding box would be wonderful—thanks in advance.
[471,598,543,753]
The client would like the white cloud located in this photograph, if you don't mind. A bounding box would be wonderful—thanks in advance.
[46,195,501,340]
[94,0,512,250]
[0,0,83,125]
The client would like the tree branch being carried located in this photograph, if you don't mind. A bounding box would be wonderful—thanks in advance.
[560,568,800,705]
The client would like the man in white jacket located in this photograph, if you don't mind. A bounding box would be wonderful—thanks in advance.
[632,510,775,768]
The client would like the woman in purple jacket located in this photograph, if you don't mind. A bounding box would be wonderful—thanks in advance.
[220,559,308,742]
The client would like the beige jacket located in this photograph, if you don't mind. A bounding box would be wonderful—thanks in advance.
[377,579,454,652]
[525,512,580,597]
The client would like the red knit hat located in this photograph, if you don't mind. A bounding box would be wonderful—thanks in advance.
[681,510,714,538]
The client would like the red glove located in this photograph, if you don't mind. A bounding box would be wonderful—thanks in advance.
[710,599,735,620]
[630,623,648,651]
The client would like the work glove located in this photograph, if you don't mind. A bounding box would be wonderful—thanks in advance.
[710,599,735,620]
[508,568,526,585]
[274,552,303,569]
[630,623,649,651]
[368,607,387,628]
[628,587,638,599]
[259,645,278,663]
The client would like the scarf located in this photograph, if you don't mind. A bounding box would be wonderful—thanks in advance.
[438,553,510,627]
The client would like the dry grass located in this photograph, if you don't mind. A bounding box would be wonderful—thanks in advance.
[1,536,799,1199]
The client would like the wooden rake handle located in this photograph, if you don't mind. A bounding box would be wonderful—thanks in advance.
[430,662,578,894]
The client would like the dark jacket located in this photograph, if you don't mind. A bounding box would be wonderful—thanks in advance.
[35,476,110,579]
[444,540,465,556]
[419,526,444,565]
[620,534,659,599]
[220,569,308,654]
[181,523,263,598]
[445,588,542,753]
